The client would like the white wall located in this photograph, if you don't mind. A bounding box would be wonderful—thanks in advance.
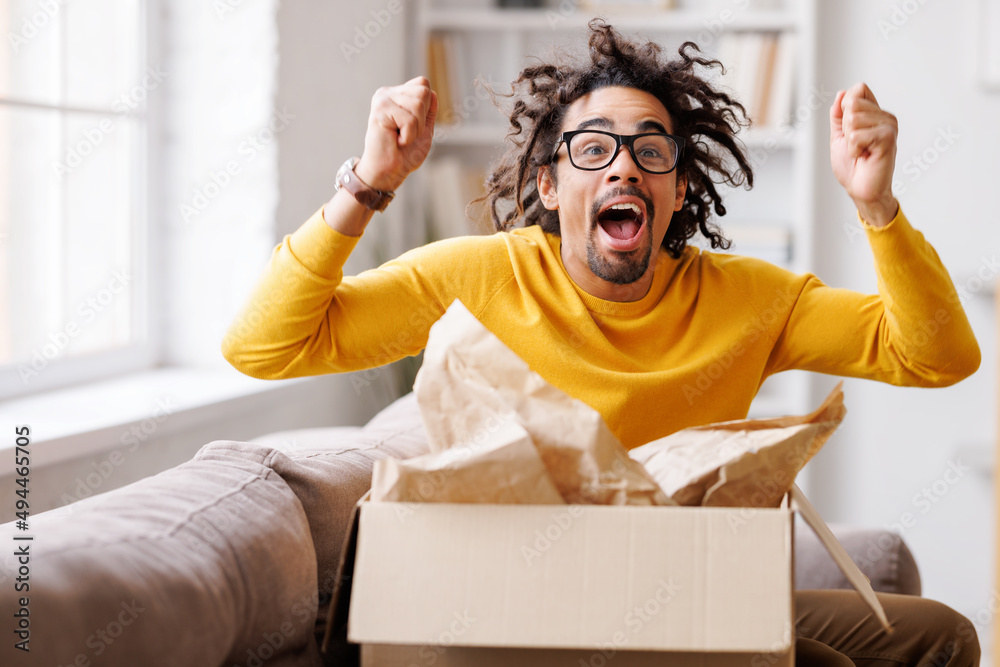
[160,0,410,426]
[803,0,999,650]
[275,0,415,263]
[272,0,417,416]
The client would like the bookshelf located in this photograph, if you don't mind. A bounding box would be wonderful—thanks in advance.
[408,0,818,420]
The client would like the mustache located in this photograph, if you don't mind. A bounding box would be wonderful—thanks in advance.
[589,186,655,228]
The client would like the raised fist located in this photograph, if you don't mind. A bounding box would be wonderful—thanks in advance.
[355,76,438,193]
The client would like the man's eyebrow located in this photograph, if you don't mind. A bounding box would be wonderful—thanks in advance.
[573,118,670,133]
[575,117,612,131]
[637,120,668,134]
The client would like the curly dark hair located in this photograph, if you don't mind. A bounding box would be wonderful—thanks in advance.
[477,19,754,259]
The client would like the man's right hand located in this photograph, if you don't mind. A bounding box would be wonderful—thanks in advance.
[355,76,438,193]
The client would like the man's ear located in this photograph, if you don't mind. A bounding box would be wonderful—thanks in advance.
[538,166,559,210]
[673,173,687,212]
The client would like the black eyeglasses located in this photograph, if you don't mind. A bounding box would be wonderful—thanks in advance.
[552,130,685,174]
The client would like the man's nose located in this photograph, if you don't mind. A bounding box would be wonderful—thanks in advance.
[605,144,642,182]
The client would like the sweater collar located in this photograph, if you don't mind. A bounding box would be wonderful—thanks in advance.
[522,225,695,317]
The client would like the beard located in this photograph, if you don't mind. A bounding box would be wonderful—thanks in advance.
[586,187,656,285]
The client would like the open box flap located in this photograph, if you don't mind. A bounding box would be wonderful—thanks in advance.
[789,484,892,633]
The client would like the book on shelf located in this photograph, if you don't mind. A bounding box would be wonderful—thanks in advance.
[717,31,796,129]
[768,32,797,127]
[426,33,476,127]
[752,34,778,124]
[426,34,458,125]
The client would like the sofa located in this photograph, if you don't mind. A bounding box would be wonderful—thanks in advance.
[0,392,921,666]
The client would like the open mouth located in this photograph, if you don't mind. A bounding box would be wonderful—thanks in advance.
[596,199,647,252]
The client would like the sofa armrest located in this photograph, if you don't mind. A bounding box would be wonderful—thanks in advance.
[0,440,322,667]
[794,520,921,595]
[0,392,432,667]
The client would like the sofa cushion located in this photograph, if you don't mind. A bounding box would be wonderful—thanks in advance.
[794,520,921,595]
[0,440,322,667]
[260,393,431,593]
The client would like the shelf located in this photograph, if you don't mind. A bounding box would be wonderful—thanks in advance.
[421,8,799,33]
[433,121,798,150]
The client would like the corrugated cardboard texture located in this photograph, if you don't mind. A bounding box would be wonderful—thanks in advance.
[349,503,793,653]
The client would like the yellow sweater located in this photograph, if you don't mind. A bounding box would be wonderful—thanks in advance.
[222,206,980,450]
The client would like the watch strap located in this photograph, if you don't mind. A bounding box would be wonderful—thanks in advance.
[337,158,394,212]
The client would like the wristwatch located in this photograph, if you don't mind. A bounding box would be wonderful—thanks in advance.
[335,157,394,212]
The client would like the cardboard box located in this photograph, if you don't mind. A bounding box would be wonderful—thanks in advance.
[342,501,797,667]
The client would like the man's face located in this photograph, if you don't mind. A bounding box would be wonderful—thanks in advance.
[538,86,687,302]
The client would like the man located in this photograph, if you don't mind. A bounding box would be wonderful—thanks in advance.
[223,21,980,666]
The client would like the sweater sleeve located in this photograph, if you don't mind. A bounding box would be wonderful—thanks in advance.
[763,208,980,386]
[221,207,510,380]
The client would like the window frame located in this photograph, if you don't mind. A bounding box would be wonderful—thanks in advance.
[0,0,156,401]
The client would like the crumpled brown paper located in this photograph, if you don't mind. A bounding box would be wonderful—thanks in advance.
[629,382,846,507]
[371,299,672,506]
[370,418,565,504]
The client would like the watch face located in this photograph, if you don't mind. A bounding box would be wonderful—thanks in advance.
[336,158,358,189]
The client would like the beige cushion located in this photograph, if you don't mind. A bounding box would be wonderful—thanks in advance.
[795,521,922,595]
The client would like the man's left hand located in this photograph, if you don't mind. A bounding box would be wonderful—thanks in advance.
[830,82,899,227]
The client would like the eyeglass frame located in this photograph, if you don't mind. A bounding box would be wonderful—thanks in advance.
[551,129,686,175]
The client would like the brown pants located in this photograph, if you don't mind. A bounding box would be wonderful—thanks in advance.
[795,590,981,666]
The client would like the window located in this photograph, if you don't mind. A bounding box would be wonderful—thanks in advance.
[0,0,151,399]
